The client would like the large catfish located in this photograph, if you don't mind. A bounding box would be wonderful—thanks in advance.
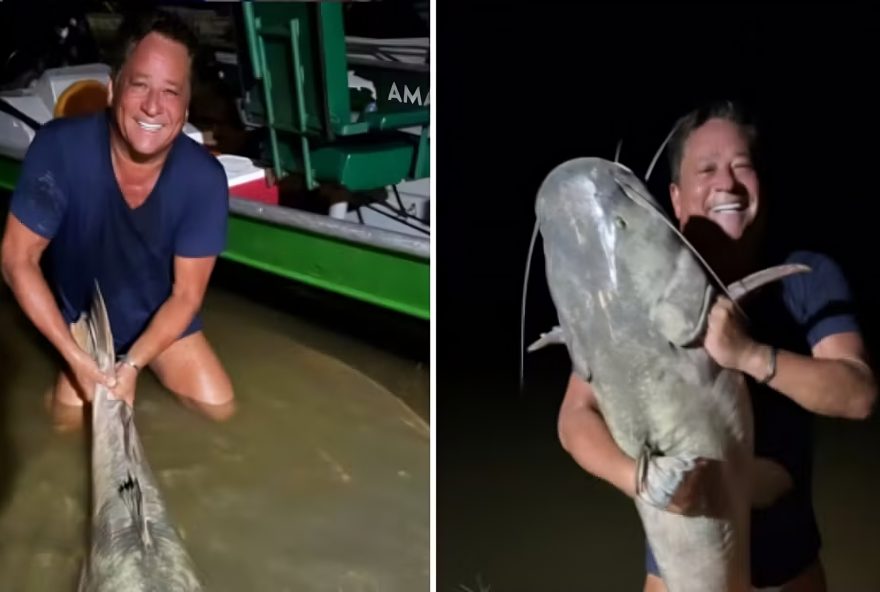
[73,282,203,591]
[531,157,806,592]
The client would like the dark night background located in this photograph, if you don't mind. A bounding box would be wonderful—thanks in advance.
[438,4,880,591]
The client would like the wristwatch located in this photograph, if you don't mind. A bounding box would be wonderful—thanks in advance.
[119,354,141,373]
[759,346,778,384]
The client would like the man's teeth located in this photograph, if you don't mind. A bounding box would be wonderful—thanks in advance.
[137,121,163,132]
[711,203,745,213]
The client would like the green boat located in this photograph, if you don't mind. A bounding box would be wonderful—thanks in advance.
[0,1,430,321]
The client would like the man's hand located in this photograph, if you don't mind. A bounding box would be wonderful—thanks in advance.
[111,362,139,406]
[704,296,764,373]
[642,454,792,516]
[637,452,726,518]
[66,347,116,402]
[664,457,725,516]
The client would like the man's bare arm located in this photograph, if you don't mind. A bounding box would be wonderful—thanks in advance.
[123,254,217,369]
[107,254,216,404]
[558,371,748,514]
[558,372,638,497]
[1,213,114,393]
[707,298,877,420]
[745,332,876,419]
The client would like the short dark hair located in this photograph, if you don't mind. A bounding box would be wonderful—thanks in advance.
[110,8,199,80]
[667,99,759,183]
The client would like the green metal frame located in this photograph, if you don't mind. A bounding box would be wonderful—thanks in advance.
[0,158,19,192]
[241,1,430,191]
[0,2,431,321]
[0,156,429,320]
[224,214,428,319]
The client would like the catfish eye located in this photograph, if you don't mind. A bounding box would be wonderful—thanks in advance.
[614,216,627,229]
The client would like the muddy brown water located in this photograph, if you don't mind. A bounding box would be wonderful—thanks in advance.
[0,262,430,591]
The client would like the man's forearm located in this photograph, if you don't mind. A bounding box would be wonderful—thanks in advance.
[744,345,876,419]
[3,261,80,363]
[122,291,201,368]
[559,407,637,498]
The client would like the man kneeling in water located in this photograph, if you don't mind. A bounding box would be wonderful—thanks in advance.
[1,9,236,427]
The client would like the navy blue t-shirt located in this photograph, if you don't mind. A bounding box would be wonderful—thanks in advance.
[9,109,229,353]
[646,249,862,587]
[745,249,860,586]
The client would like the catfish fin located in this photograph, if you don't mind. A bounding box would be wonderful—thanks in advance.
[120,411,152,549]
[526,325,566,352]
[118,470,152,549]
[528,326,591,381]
[70,312,94,357]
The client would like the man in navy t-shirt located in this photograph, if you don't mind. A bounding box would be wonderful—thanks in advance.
[556,100,877,591]
[0,10,235,425]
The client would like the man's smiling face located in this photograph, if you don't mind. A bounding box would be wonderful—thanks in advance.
[107,31,191,163]
[669,117,760,240]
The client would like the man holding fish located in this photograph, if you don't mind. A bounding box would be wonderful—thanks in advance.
[1,8,236,427]
[556,100,876,591]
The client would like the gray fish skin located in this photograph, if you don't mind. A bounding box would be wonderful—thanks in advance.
[535,157,804,592]
[74,284,202,592]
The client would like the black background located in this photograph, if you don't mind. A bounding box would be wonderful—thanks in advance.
[437,4,880,590]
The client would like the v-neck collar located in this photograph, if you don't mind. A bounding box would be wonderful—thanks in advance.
[101,109,178,213]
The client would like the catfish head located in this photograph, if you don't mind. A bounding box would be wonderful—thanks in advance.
[532,157,808,374]
[535,157,716,356]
